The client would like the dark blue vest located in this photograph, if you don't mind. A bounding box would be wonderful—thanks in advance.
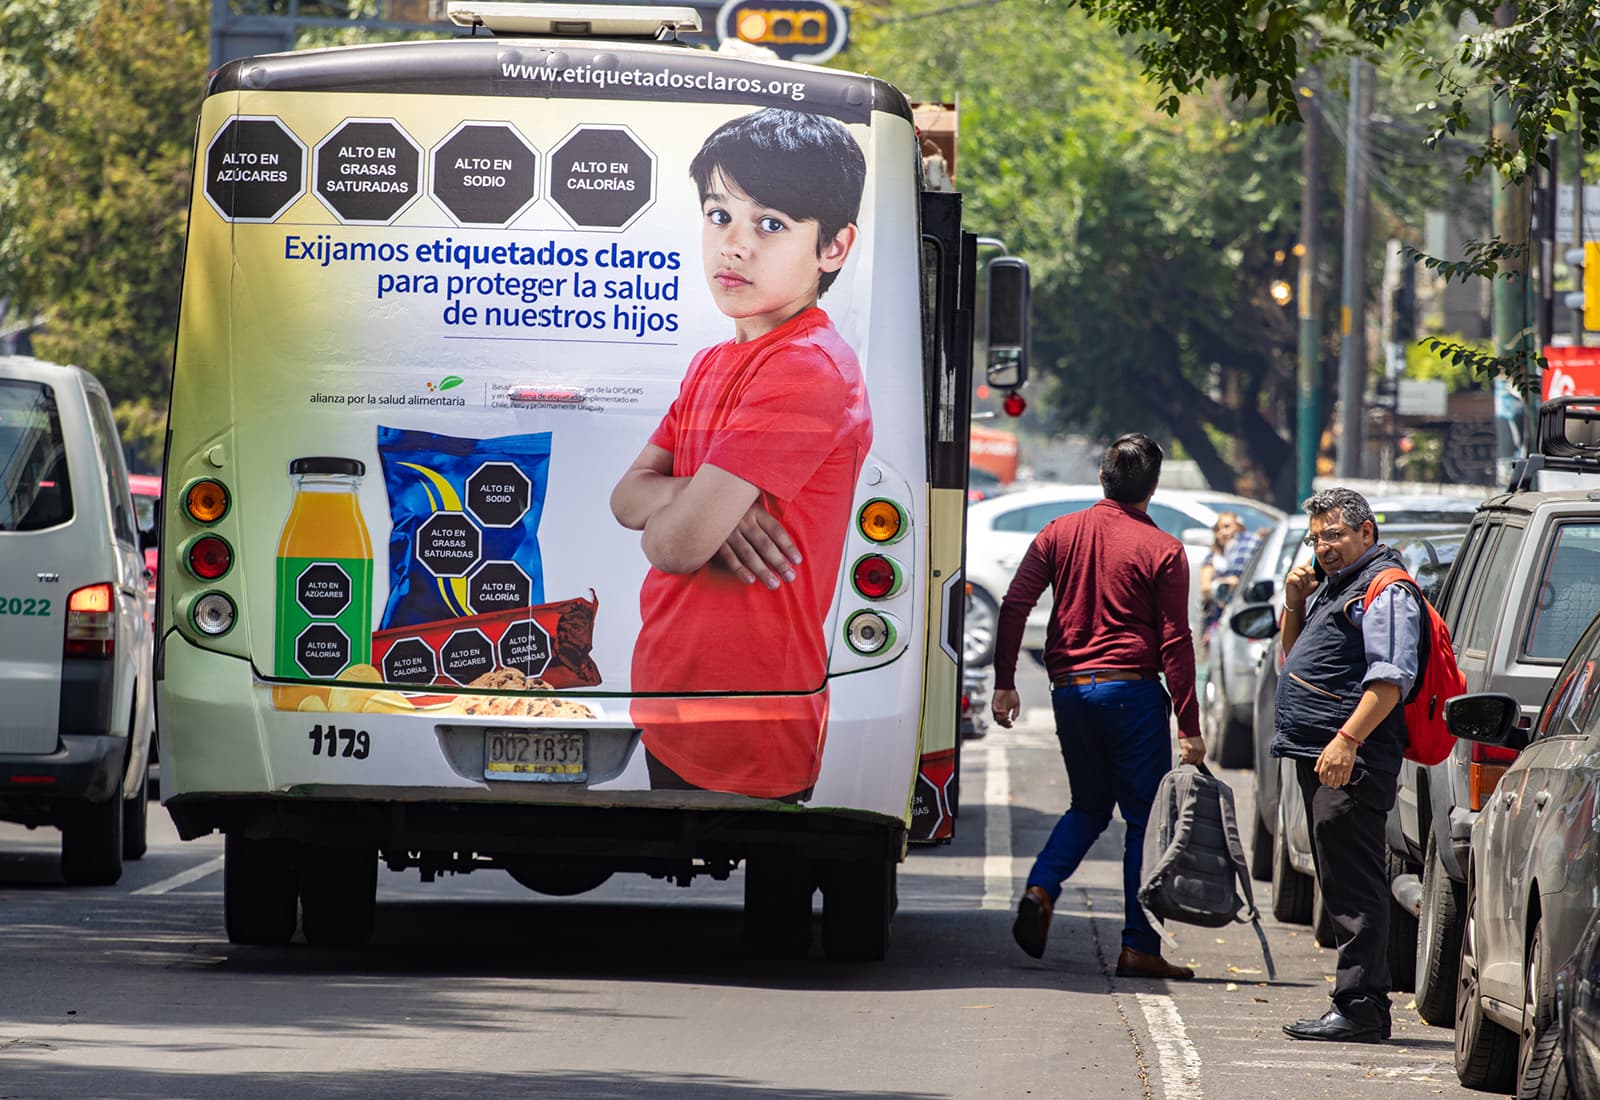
[1270,544,1409,777]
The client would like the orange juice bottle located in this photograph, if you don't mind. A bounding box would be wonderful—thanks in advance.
[274,457,373,685]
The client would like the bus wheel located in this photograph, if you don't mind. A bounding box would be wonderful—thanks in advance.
[224,834,299,945]
[299,844,378,948]
[743,855,814,959]
[821,859,895,963]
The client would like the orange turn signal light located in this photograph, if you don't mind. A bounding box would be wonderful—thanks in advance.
[858,498,904,543]
[185,479,229,523]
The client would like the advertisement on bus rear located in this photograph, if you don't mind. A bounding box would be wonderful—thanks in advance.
[168,48,927,810]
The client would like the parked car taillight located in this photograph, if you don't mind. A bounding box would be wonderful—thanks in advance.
[1468,739,1521,811]
[64,582,115,659]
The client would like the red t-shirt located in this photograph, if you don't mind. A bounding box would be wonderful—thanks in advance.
[631,308,873,797]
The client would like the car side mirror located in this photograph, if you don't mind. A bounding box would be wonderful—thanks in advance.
[1443,693,1527,751]
[1229,604,1279,640]
[984,256,1030,390]
[1244,578,1276,603]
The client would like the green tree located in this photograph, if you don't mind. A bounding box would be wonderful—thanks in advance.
[7,0,207,468]
[849,0,1311,495]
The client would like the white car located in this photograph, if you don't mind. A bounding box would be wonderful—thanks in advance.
[963,483,1283,666]
[0,356,154,884]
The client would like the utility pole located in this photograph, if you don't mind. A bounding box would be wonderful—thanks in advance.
[1336,59,1374,479]
[1296,71,1323,504]
[1491,3,1533,483]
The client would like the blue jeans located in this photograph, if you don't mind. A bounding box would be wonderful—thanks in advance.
[1026,678,1171,955]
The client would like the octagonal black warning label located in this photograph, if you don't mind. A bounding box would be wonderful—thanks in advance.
[466,462,531,528]
[441,628,495,685]
[380,637,437,685]
[205,116,306,222]
[314,119,422,224]
[295,623,351,679]
[416,512,481,577]
[295,562,353,619]
[547,126,654,230]
[498,619,553,678]
[467,560,531,615]
[432,123,539,227]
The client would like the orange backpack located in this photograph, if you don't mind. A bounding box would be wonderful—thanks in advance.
[1363,567,1466,766]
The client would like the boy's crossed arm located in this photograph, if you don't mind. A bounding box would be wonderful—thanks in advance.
[610,444,801,588]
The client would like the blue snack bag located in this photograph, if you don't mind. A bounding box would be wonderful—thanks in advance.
[377,426,552,629]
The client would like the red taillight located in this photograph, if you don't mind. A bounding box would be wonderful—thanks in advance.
[853,554,899,599]
[65,582,115,659]
[961,693,971,710]
[187,535,232,580]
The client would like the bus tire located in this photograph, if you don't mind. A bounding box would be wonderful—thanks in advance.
[743,855,814,960]
[299,844,378,948]
[821,859,894,963]
[60,794,123,886]
[224,834,299,945]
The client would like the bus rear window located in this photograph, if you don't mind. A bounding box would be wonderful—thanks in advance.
[0,379,73,532]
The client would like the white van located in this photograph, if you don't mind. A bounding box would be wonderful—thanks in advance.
[0,355,153,883]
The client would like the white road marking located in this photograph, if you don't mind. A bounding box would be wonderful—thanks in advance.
[980,741,1013,911]
[131,855,225,896]
[1136,993,1203,1100]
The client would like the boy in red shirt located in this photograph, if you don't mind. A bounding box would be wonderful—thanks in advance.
[610,108,872,800]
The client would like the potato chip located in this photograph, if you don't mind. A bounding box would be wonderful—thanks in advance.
[338,663,383,683]
[360,691,416,714]
[297,695,328,712]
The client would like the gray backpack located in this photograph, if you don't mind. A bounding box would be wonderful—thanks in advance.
[1138,762,1276,979]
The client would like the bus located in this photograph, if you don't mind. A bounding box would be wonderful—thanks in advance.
[157,1,1028,959]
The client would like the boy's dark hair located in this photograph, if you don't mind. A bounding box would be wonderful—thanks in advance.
[1101,433,1163,503]
[690,108,867,296]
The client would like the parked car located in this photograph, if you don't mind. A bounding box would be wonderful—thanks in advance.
[129,472,160,616]
[1444,607,1600,1094]
[1207,497,1476,776]
[1372,420,1600,1027]
[1556,906,1600,1097]
[963,482,1281,666]
[961,660,992,741]
[1227,507,1474,949]
[0,356,154,884]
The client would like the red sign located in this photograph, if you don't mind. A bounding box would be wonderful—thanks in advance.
[1543,347,1600,401]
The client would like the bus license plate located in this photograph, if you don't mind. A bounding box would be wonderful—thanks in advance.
[483,730,586,782]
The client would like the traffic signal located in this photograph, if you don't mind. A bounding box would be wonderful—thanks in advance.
[733,6,830,45]
[1588,242,1600,332]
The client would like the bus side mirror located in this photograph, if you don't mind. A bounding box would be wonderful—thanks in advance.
[985,256,1030,391]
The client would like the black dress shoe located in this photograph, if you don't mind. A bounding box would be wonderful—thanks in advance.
[1282,1007,1387,1044]
[1012,886,1052,959]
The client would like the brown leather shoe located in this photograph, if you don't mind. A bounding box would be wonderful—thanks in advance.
[1011,886,1053,959]
[1115,946,1195,980]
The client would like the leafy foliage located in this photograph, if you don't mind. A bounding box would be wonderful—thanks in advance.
[7,0,206,410]
[850,0,1313,497]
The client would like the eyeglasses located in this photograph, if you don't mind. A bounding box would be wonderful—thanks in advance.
[1302,526,1353,548]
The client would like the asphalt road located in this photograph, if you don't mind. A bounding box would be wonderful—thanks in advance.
[0,660,1504,1098]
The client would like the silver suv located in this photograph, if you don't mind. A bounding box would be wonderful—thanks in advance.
[1390,398,1600,1026]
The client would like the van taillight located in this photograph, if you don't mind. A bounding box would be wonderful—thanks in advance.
[1467,740,1519,810]
[65,582,115,659]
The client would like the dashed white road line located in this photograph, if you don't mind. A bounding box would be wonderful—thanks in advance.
[131,855,224,896]
[1136,993,1203,1100]
[980,741,1012,911]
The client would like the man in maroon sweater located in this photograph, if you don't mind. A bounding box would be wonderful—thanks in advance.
[991,433,1205,979]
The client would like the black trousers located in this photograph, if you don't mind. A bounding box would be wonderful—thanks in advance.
[1294,758,1399,1020]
